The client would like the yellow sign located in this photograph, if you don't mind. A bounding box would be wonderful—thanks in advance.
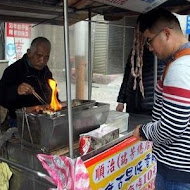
[85,137,156,190]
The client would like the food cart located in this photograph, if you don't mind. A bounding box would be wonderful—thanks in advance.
[0,0,189,189]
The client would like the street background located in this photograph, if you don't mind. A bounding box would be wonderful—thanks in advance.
[57,74,123,111]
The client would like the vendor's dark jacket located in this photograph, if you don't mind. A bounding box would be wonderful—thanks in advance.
[0,54,53,118]
[117,47,165,114]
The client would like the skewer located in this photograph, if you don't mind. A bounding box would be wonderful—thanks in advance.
[32,91,47,105]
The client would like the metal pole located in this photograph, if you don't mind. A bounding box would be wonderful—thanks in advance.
[122,17,126,70]
[0,157,56,187]
[63,0,74,158]
[153,55,158,101]
[88,9,92,100]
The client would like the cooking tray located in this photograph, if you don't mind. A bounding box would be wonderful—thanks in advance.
[16,100,110,152]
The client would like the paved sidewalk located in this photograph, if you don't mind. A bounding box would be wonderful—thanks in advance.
[57,74,123,111]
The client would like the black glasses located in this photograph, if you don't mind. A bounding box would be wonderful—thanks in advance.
[146,30,163,47]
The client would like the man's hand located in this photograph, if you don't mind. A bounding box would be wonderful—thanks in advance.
[17,83,34,95]
[116,103,124,112]
[133,124,145,141]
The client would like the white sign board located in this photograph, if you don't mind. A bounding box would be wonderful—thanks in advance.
[94,0,168,13]
[5,22,31,65]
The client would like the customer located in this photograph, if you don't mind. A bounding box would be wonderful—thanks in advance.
[116,47,164,114]
[116,15,164,115]
[133,8,190,190]
[0,37,53,127]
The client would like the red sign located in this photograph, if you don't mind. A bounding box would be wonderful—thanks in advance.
[6,22,31,38]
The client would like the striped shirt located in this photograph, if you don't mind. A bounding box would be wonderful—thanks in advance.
[142,54,190,173]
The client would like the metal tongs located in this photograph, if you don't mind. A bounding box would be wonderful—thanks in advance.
[32,90,47,105]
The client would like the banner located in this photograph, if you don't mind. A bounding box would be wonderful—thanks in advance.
[5,22,31,65]
[85,137,156,190]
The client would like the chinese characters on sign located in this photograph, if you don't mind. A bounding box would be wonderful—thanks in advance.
[6,23,31,38]
[93,141,153,182]
[5,22,31,65]
[86,138,156,190]
[103,153,156,190]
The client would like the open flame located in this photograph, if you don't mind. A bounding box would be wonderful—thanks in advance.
[48,79,62,111]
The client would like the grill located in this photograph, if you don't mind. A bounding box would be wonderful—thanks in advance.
[16,100,110,152]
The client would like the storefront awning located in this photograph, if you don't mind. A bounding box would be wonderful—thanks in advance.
[0,0,190,25]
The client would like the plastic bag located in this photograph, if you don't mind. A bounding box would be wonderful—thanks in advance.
[37,154,91,190]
